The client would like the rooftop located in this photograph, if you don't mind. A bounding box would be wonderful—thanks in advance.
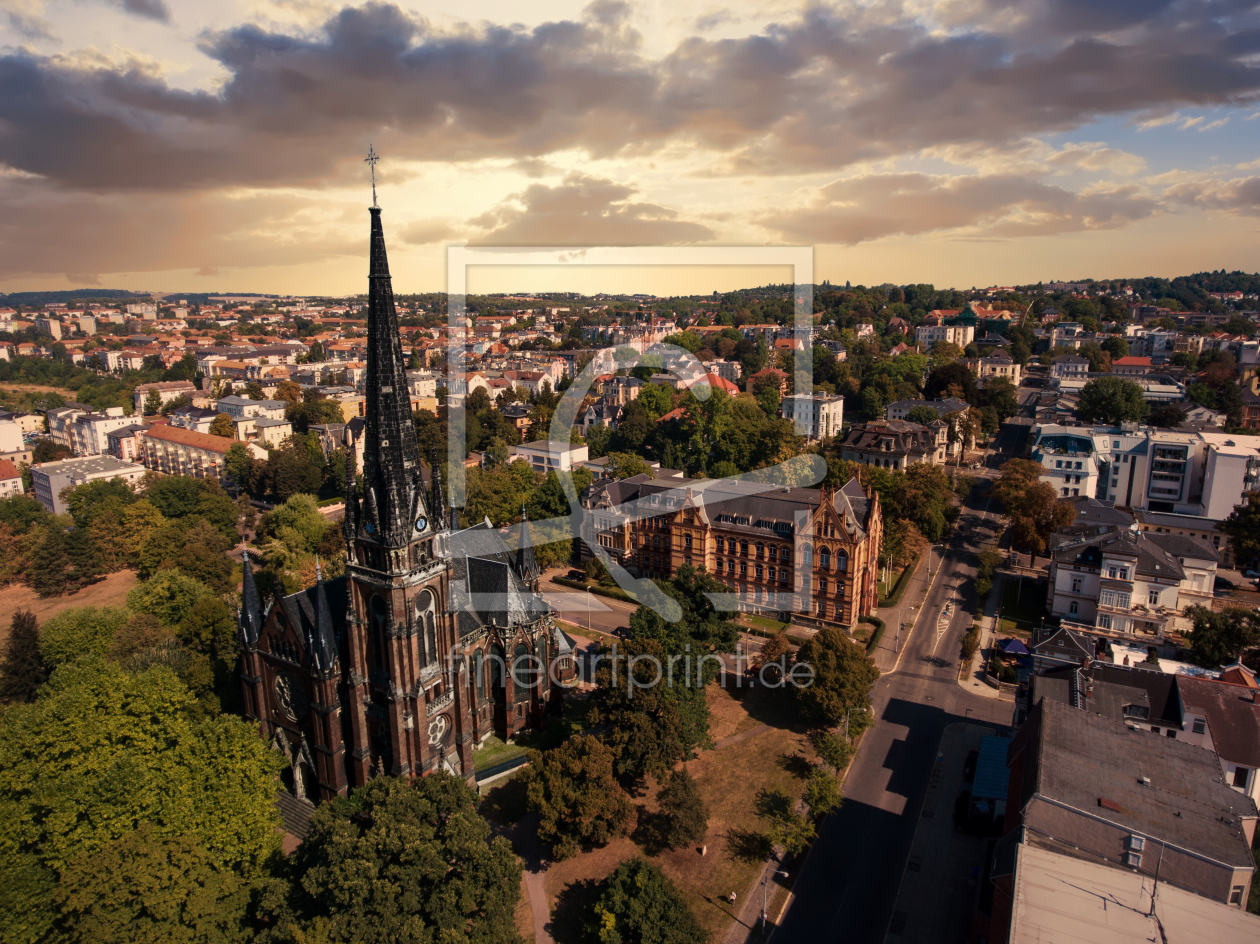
[144,424,237,454]
[33,454,145,476]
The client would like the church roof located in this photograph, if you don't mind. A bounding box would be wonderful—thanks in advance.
[448,522,549,638]
[276,576,350,664]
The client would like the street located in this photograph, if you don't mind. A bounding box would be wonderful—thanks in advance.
[774,473,1016,944]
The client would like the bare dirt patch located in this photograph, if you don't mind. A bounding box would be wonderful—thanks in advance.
[0,571,139,647]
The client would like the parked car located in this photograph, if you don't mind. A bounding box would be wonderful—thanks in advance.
[1244,569,1260,579]
[566,569,586,581]
[613,625,630,639]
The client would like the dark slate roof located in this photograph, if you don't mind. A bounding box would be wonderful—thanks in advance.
[448,522,549,637]
[1146,531,1221,564]
[1032,627,1094,660]
[839,420,936,460]
[1026,698,1256,869]
[1051,530,1188,581]
[1033,663,1183,726]
[277,576,349,663]
[240,549,265,647]
[1177,676,1260,769]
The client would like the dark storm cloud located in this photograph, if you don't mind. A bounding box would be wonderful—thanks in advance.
[115,0,171,22]
[1,0,1258,191]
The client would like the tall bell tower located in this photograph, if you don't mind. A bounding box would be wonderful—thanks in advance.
[340,188,471,783]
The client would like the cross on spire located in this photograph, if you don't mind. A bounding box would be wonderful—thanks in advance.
[364,144,380,208]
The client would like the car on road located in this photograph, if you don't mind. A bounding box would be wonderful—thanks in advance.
[566,569,586,581]
[613,625,630,639]
[1244,569,1260,579]
[1214,576,1235,597]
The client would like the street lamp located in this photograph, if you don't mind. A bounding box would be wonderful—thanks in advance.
[761,867,789,933]
[586,588,592,630]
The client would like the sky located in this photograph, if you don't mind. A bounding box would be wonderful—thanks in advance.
[1,0,1258,297]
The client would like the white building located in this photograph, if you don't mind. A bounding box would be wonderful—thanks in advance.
[1050,354,1089,379]
[406,371,438,398]
[0,458,23,498]
[964,348,1021,387]
[1049,529,1219,640]
[133,381,197,415]
[915,323,974,350]
[1199,432,1260,521]
[215,396,288,420]
[33,317,63,340]
[0,414,23,454]
[512,440,589,474]
[31,455,147,515]
[780,393,844,441]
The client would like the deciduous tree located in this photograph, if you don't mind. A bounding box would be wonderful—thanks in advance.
[656,768,709,850]
[590,858,707,944]
[1184,605,1260,667]
[521,735,634,860]
[794,627,880,731]
[1077,376,1148,425]
[208,413,236,438]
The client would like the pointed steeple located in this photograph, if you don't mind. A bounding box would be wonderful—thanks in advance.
[311,557,337,673]
[342,427,358,546]
[361,205,423,547]
[516,504,540,589]
[239,542,263,648]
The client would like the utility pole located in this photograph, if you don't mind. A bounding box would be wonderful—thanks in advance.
[761,867,789,933]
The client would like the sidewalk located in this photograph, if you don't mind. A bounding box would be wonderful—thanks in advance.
[883,723,999,944]
[956,572,1007,700]
[869,553,934,674]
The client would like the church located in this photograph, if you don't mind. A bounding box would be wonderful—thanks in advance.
[237,203,570,803]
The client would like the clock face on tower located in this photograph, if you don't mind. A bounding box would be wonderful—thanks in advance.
[415,515,427,533]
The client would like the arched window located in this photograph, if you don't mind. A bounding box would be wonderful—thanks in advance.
[802,544,813,568]
[474,649,485,698]
[489,645,505,691]
[820,548,831,570]
[512,643,535,694]
[836,550,849,573]
[369,596,389,673]
[425,612,437,665]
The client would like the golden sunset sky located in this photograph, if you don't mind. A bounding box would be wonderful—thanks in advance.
[1,0,1258,295]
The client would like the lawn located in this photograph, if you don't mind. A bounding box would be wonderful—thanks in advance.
[473,695,590,772]
[998,575,1046,637]
[0,570,139,648]
[740,614,789,634]
[543,679,813,942]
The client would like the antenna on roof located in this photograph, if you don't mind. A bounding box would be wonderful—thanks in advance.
[364,145,380,208]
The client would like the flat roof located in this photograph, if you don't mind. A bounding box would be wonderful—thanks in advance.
[33,455,145,476]
[1010,841,1260,944]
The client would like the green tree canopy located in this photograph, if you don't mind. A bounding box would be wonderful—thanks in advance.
[1183,605,1260,667]
[605,452,653,480]
[1221,495,1260,571]
[1076,376,1148,425]
[905,405,939,425]
[590,858,707,944]
[38,606,131,669]
[0,661,282,942]
[793,626,880,731]
[269,775,522,944]
[993,459,1076,562]
[127,572,217,628]
[656,768,709,850]
[521,735,635,860]
[0,611,46,704]
[208,413,236,438]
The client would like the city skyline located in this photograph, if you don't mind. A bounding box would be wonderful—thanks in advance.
[1,0,1258,294]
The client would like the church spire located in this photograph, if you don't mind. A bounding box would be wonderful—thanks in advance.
[311,556,337,674]
[361,184,424,547]
[516,504,540,590]
[429,448,446,531]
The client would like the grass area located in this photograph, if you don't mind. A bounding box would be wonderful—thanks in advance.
[472,696,590,772]
[998,575,1046,637]
[851,625,873,646]
[0,570,139,647]
[543,679,812,942]
[0,381,79,413]
[555,619,619,648]
[740,614,788,634]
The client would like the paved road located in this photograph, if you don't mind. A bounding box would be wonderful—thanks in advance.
[774,477,1017,944]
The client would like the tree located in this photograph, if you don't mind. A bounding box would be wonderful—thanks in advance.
[1184,605,1260,667]
[143,389,162,416]
[1077,376,1148,425]
[270,775,522,944]
[905,405,939,425]
[127,572,217,628]
[793,626,880,731]
[656,768,709,850]
[51,823,257,944]
[590,858,707,944]
[809,729,855,772]
[208,413,236,439]
[585,421,612,458]
[274,380,303,405]
[521,735,635,860]
[993,458,1076,563]
[38,606,131,669]
[266,440,323,502]
[1147,401,1187,428]
[244,382,265,400]
[803,766,843,821]
[0,611,46,703]
[0,661,283,942]
[1221,495,1260,571]
[25,523,71,598]
[1101,336,1129,359]
[755,788,815,855]
[606,452,653,480]
[924,361,978,404]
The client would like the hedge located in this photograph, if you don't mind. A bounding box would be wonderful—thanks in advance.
[550,575,638,605]
[878,554,920,608]
[860,615,886,654]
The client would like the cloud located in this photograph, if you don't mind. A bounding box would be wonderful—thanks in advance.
[66,272,101,285]
[2,0,1259,190]
[1164,174,1260,214]
[758,172,1157,244]
[469,172,714,245]
[195,266,221,276]
[112,0,170,21]
[0,178,360,281]
[1199,118,1229,131]
[399,218,459,245]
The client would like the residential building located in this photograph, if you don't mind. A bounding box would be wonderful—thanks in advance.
[964,348,1021,387]
[253,417,295,447]
[579,475,882,627]
[915,323,974,350]
[1112,355,1154,376]
[141,425,266,482]
[47,406,135,457]
[512,440,589,474]
[1048,529,1219,639]
[1178,670,1260,806]
[0,413,22,454]
[885,397,970,424]
[1198,432,1260,520]
[169,406,220,434]
[745,367,790,395]
[0,458,23,498]
[1135,509,1231,566]
[105,424,147,463]
[31,455,146,515]
[779,393,844,441]
[405,370,438,398]
[702,359,742,383]
[215,396,288,420]
[838,420,947,469]
[1049,353,1089,379]
[133,380,197,415]
[996,698,1255,913]
[33,316,62,340]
